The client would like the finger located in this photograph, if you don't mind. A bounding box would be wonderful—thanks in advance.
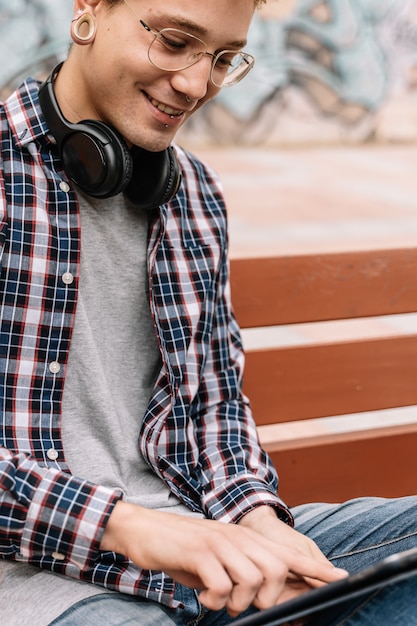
[196,558,235,612]
[185,540,265,613]
[197,568,258,614]
[220,533,294,613]
[239,526,348,588]
[275,578,314,605]
[214,529,339,613]
[196,530,290,615]
[294,562,347,584]
[299,569,348,591]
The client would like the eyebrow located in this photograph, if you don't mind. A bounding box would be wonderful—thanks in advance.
[153,13,247,48]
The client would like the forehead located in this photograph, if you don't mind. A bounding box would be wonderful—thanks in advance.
[139,0,255,46]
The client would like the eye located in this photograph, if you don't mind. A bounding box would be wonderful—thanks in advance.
[158,30,189,51]
[215,52,239,70]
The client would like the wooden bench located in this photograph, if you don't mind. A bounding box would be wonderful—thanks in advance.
[230,248,417,507]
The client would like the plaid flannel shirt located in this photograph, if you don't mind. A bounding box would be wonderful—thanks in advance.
[0,78,292,607]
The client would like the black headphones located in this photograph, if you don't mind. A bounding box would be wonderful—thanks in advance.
[38,64,182,210]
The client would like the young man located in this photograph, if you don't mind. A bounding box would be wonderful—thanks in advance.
[1,1,417,624]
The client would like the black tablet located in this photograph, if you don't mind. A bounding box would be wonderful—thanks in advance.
[232,547,417,626]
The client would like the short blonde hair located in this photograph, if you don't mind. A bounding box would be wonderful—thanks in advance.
[107,0,267,7]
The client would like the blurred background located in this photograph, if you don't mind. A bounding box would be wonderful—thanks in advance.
[2,0,417,438]
[2,0,416,258]
[4,1,417,147]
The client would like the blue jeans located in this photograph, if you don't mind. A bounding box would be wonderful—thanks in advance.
[50,496,417,626]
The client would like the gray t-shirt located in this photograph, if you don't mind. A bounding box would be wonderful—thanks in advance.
[0,192,200,625]
[61,190,190,514]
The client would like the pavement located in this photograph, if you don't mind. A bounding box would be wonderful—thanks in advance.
[186,144,417,439]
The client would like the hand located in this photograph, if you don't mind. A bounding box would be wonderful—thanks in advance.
[238,505,347,603]
[100,501,347,617]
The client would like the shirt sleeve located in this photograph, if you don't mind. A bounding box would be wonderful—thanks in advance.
[0,447,122,569]
[190,246,293,527]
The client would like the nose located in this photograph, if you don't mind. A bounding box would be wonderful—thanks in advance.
[170,55,217,102]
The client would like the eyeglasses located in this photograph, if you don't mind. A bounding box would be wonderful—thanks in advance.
[123,0,255,88]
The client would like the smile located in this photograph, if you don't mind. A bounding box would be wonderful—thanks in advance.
[147,95,184,117]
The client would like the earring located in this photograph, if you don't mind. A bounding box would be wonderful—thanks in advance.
[71,10,96,45]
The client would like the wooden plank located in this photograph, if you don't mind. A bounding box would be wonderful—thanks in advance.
[232,250,417,504]
[231,249,417,328]
[244,334,417,424]
[261,426,417,506]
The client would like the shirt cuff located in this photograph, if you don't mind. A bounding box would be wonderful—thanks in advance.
[202,475,294,527]
[20,467,122,570]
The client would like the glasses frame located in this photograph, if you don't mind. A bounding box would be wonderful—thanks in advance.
[122,0,254,88]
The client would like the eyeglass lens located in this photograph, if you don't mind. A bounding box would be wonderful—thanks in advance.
[149,29,253,87]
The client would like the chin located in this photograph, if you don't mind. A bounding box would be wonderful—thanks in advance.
[131,135,174,153]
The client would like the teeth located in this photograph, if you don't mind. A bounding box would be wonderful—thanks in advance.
[149,96,183,116]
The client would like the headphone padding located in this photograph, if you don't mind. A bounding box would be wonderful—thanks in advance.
[124,146,182,210]
[66,119,133,198]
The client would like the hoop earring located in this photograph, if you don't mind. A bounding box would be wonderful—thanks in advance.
[71,11,96,45]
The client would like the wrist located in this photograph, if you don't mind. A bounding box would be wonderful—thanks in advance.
[238,504,280,530]
[100,500,140,554]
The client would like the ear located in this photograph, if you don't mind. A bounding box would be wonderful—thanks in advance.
[74,0,102,13]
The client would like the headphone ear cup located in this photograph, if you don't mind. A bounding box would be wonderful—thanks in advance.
[60,120,133,198]
[124,146,182,210]
[39,63,181,205]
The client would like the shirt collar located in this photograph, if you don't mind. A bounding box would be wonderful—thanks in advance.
[4,77,52,149]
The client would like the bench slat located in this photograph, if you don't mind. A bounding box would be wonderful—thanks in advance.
[231,249,417,328]
[230,251,417,504]
[262,426,417,506]
[244,335,417,423]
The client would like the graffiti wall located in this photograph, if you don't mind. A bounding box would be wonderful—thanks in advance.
[0,0,72,97]
[179,0,417,146]
[2,0,417,146]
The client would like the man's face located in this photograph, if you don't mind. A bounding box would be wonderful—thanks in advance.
[64,0,255,152]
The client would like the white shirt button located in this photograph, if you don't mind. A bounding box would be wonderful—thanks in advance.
[49,361,61,374]
[62,272,74,285]
[51,551,65,561]
[46,448,59,461]
[59,181,70,193]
